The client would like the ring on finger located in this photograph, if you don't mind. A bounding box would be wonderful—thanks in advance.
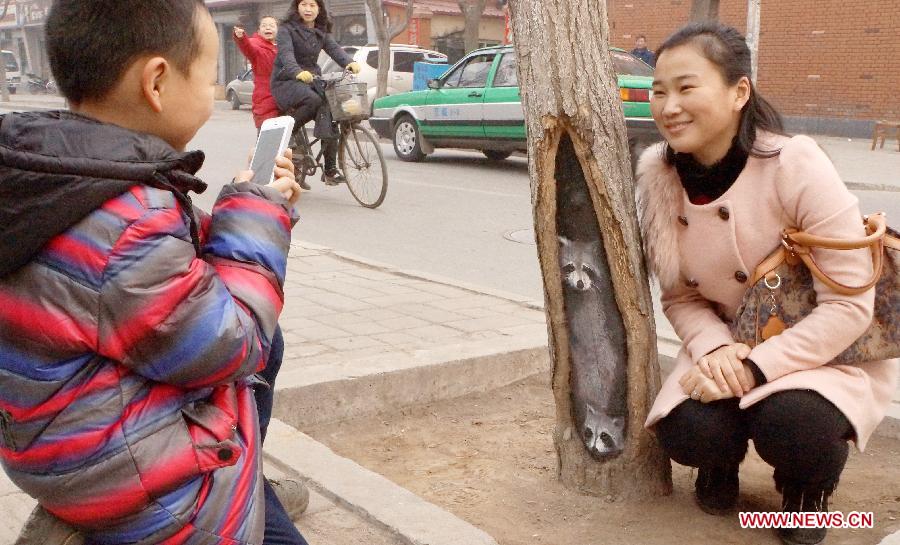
[691,389,700,400]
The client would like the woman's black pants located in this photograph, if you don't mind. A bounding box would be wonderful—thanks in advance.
[655,390,853,492]
[286,83,339,171]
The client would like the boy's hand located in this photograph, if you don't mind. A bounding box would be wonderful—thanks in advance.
[233,26,246,38]
[268,149,302,205]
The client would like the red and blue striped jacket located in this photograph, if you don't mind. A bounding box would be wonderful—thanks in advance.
[0,111,296,544]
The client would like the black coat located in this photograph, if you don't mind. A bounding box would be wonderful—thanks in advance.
[270,21,352,111]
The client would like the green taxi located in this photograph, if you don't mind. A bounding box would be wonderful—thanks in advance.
[369,44,659,162]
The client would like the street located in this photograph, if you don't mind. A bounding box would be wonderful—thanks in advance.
[190,106,900,304]
[190,106,546,300]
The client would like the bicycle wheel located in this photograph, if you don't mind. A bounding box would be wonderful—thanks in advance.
[339,124,387,208]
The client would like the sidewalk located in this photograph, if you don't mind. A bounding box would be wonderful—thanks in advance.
[0,241,897,544]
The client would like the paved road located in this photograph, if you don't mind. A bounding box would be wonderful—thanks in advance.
[189,108,545,300]
[190,107,900,303]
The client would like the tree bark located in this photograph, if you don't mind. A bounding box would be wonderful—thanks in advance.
[364,0,414,99]
[458,0,487,54]
[746,0,761,85]
[689,0,719,22]
[507,0,671,500]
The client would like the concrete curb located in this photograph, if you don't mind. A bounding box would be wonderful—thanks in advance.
[264,419,499,545]
[274,337,549,429]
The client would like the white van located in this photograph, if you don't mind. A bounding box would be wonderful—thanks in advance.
[2,50,21,94]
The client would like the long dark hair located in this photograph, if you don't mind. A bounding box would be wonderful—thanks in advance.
[284,0,332,33]
[656,22,785,163]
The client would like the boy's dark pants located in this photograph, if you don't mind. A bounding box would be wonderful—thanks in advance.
[256,326,310,545]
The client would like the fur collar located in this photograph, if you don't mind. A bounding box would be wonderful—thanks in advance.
[635,142,684,290]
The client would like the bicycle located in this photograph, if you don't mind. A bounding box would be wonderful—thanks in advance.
[289,72,388,209]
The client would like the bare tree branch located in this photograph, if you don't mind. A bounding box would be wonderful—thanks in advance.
[458,0,487,54]
[389,0,414,41]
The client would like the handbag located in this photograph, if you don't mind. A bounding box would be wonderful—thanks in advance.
[731,212,900,365]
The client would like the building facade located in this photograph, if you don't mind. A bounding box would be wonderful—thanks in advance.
[607,0,900,137]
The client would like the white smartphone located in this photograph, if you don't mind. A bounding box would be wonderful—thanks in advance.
[249,116,295,184]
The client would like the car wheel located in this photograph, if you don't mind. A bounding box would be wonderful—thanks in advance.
[228,90,240,110]
[482,150,512,161]
[392,115,425,162]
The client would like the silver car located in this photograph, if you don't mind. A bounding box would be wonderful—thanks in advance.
[225,67,254,110]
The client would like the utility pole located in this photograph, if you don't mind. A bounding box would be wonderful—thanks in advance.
[746,0,761,85]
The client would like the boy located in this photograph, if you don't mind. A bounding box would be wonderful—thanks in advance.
[0,1,306,544]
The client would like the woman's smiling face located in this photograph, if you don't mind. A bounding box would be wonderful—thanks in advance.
[650,44,750,165]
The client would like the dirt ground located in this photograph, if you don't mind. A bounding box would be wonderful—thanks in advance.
[306,373,900,545]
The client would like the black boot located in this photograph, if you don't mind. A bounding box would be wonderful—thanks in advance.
[695,465,740,516]
[776,482,833,545]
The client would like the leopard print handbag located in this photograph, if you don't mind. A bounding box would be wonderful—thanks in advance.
[731,213,900,365]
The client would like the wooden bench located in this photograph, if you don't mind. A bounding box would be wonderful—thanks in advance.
[871,120,900,151]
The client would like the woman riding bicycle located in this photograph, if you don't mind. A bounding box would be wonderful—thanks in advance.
[271,0,360,188]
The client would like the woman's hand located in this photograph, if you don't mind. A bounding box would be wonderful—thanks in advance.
[679,366,733,403]
[296,70,314,83]
[697,343,754,397]
[346,62,361,74]
[233,26,245,38]
[267,149,302,205]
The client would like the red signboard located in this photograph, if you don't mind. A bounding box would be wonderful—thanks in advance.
[408,18,420,45]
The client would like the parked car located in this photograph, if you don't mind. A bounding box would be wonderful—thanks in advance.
[2,50,21,94]
[225,45,447,111]
[319,44,448,104]
[225,67,254,109]
[368,45,660,162]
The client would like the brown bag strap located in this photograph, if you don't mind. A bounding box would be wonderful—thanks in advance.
[784,212,887,249]
[751,213,894,295]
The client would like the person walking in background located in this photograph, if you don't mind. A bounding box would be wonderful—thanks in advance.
[233,16,280,130]
[631,34,656,67]
[271,0,360,187]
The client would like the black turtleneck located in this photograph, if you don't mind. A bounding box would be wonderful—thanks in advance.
[674,138,749,205]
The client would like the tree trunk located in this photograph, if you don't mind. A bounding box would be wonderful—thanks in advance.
[0,0,11,102]
[746,0,761,85]
[689,0,719,22]
[507,0,671,500]
[364,0,413,99]
[458,0,487,54]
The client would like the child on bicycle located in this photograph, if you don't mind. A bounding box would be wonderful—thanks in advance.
[0,1,308,543]
[271,0,360,188]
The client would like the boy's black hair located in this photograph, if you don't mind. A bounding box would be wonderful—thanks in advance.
[46,0,208,105]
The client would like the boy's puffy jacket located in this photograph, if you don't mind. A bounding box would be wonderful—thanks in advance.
[0,111,296,544]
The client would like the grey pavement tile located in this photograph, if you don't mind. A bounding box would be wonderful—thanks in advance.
[325,320,392,336]
[303,292,374,312]
[388,304,470,324]
[429,295,507,311]
[278,317,322,332]
[362,292,445,307]
[280,303,337,319]
[444,314,535,333]
[282,343,331,360]
[376,316,432,331]
[319,336,388,351]
[353,282,420,296]
[343,268,404,282]
[352,308,406,321]
[497,323,551,339]
[452,307,504,319]
[399,281,473,298]
[370,331,423,346]
[311,281,385,300]
[403,324,464,342]
[315,312,373,328]
[294,325,353,342]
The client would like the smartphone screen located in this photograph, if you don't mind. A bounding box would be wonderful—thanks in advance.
[250,126,288,184]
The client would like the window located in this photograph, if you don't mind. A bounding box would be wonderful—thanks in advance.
[393,51,424,73]
[492,53,517,87]
[443,54,494,89]
[3,52,17,72]
[366,50,380,69]
[242,69,254,81]
[611,50,654,77]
